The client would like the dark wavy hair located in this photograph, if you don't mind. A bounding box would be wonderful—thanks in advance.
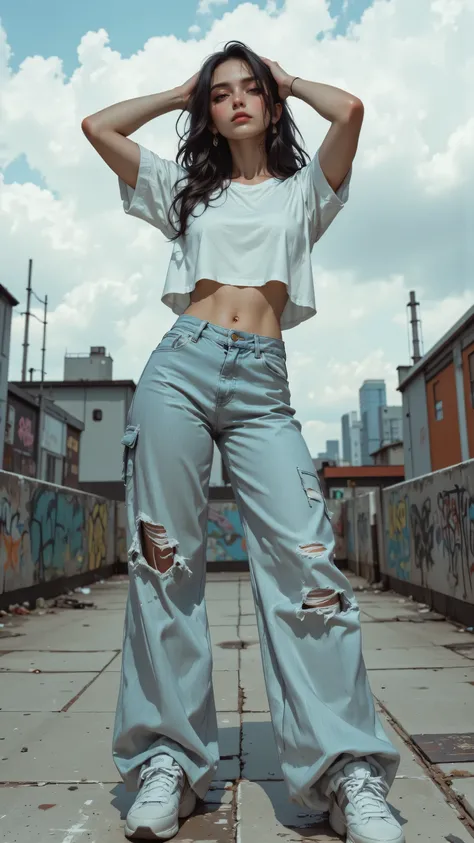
[168,40,309,240]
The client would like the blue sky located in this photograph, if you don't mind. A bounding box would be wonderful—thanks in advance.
[2,0,370,187]
[1,0,369,80]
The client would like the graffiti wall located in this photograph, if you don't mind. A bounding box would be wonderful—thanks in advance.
[381,459,474,604]
[329,499,346,561]
[343,492,377,575]
[207,501,247,562]
[0,470,115,595]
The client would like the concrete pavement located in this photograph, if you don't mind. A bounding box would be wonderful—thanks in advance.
[1,571,474,842]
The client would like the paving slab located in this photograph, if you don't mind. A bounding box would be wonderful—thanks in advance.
[451,778,474,821]
[360,620,473,650]
[216,713,240,757]
[0,783,234,843]
[210,625,240,644]
[370,666,474,733]
[216,756,240,780]
[67,671,120,712]
[207,599,240,625]
[0,650,118,673]
[241,713,282,780]
[365,646,470,670]
[375,707,427,779]
[0,712,119,782]
[211,643,240,672]
[213,670,239,711]
[240,645,269,712]
[387,776,472,840]
[439,762,474,778]
[237,781,337,842]
[19,619,126,651]
[239,616,258,626]
[237,624,259,641]
[0,672,98,712]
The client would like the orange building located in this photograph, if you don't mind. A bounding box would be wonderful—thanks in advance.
[398,306,474,479]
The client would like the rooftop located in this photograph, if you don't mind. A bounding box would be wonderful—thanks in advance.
[398,304,474,391]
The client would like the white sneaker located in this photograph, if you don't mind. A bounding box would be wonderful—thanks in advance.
[328,760,405,843]
[125,753,196,840]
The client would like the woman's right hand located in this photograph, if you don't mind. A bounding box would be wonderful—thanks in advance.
[178,71,199,111]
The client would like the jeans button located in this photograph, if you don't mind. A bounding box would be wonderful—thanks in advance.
[231,332,240,341]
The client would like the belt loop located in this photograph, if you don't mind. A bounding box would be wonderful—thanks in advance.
[254,334,261,359]
[192,320,208,342]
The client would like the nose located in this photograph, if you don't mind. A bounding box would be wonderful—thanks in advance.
[232,90,245,109]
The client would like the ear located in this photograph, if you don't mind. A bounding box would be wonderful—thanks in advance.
[273,102,283,126]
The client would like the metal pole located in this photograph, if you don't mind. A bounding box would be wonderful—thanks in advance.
[40,294,48,386]
[21,259,33,381]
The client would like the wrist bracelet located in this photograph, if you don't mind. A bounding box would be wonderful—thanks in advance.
[290,76,300,95]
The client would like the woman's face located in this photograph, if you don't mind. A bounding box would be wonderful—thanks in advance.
[209,58,279,142]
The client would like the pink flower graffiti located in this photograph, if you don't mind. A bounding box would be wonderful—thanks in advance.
[18,417,34,449]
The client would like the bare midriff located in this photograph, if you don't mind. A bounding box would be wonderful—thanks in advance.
[183,279,289,340]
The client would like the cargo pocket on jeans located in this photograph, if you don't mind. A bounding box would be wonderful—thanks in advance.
[121,424,139,483]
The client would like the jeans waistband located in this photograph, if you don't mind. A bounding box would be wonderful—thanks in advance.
[173,314,286,359]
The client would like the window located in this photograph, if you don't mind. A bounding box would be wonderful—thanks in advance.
[433,381,443,421]
[92,409,103,421]
[46,453,56,483]
[469,352,474,408]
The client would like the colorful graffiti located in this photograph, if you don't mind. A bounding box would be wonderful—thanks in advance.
[381,463,474,607]
[437,485,474,599]
[387,494,410,580]
[207,503,247,562]
[410,498,434,587]
[88,502,108,569]
[0,472,114,596]
[29,488,85,581]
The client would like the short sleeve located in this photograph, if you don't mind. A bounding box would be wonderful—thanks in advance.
[298,148,352,246]
[118,143,187,239]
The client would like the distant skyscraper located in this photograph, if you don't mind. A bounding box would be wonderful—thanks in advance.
[326,440,340,462]
[359,380,387,464]
[341,411,362,465]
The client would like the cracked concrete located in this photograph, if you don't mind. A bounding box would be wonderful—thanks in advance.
[0,571,473,841]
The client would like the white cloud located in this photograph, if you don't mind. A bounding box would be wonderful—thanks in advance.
[0,0,472,457]
[197,0,229,15]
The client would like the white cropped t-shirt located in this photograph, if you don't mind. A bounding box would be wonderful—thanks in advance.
[119,143,352,330]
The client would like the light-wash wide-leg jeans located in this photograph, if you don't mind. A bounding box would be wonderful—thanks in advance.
[112,314,400,811]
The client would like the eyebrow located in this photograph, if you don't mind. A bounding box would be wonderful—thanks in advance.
[210,75,257,94]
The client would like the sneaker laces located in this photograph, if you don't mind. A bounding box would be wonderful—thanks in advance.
[340,770,392,821]
[137,758,183,806]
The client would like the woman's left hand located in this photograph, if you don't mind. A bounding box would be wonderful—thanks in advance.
[260,57,296,100]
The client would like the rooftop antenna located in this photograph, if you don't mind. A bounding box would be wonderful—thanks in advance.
[408,290,423,364]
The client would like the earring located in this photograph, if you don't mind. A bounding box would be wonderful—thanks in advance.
[213,134,219,147]
[272,123,278,135]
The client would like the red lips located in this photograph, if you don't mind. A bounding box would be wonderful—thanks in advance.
[232,112,251,121]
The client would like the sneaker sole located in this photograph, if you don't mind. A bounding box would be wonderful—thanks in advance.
[124,790,196,840]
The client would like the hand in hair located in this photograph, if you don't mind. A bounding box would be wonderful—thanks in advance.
[179,71,200,111]
[260,57,296,101]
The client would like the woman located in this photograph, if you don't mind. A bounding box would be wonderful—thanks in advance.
[82,41,403,843]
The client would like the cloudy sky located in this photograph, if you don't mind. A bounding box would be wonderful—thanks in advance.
[0,0,472,458]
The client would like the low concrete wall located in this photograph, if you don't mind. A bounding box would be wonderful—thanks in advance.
[115,497,248,570]
[0,470,116,599]
[381,459,474,618]
[207,500,247,565]
[329,499,346,561]
[343,492,378,581]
